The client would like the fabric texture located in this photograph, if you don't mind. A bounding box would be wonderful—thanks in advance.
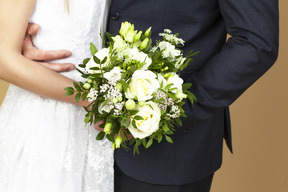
[108,0,279,185]
[0,0,113,191]
[114,162,214,192]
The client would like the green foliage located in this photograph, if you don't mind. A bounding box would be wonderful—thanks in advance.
[64,22,199,155]
[90,43,98,55]
[96,132,105,140]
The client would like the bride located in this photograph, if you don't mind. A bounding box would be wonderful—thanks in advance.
[0,0,113,191]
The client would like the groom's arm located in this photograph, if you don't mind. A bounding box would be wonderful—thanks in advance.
[183,0,279,127]
[22,23,75,72]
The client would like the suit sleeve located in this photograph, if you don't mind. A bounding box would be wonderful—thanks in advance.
[181,0,279,129]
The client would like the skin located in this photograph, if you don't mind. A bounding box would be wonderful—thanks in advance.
[0,0,89,108]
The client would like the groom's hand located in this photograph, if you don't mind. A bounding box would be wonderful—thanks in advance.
[22,23,75,72]
[94,120,132,140]
[94,120,104,132]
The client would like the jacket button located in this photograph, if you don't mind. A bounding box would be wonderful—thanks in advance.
[111,12,120,21]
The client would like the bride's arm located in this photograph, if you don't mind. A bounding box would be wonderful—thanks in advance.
[0,0,88,107]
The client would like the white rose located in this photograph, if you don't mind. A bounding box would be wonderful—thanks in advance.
[125,70,160,101]
[85,48,110,74]
[128,101,161,139]
[98,102,111,114]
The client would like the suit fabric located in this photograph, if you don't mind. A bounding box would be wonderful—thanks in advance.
[107,0,279,185]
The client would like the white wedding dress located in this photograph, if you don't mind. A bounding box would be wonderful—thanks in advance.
[0,0,113,192]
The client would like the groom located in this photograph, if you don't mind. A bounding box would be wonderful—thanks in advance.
[23,0,279,191]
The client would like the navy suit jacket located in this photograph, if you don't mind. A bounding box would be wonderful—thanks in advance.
[107,0,279,185]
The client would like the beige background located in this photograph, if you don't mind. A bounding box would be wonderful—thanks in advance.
[0,1,288,191]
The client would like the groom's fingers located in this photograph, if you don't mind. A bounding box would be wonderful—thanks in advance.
[38,62,75,72]
[25,48,72,61]
[27,23,39,36]
[23,23,73,68]
[94,120,104,132]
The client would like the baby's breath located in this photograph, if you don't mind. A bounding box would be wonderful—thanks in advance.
[87,88,98,102]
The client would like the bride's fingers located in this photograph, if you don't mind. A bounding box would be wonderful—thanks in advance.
[38,62,75,72]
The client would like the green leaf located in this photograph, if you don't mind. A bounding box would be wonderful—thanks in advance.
[84,116,90,124]
[129,137,135,145]
[83,58,91,65]
[89,67,100,70]
[187,91,197,104]
[106,134,115,142]
[81,92,88,101]
[105,32,114,42]
[64,91,74,96]
[73,82,83,92]
[90,43,98,55]
[120,118,127,127]
[129,110,139,116]
[142,138,147,148]
[162,124,170,132]
[165,135,173,143]
[165,130,174,135]
[165,83,174,90]
[75,92,81,103]
[133,145,140,156]
[146,137,153,148]
[135,139,141,147]
[175,118,182,126]
[64,87,74,92]
[120,80,129,92]
[132,120,137,128]
[96,132,105,140]
[167,92,177,100]
[183,83,192,90]
[157,133,163,143]
[93,55,101,64]
[169,87,178,92]
[101,56,107,64]
[134,115,144,121]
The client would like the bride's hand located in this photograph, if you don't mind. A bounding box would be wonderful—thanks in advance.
[22,23,75,72]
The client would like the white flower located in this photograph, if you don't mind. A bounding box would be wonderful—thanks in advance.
[103,67,122,85]
[112,35,127,50]
[175,57,186,69]
[85,48,110,74]
[125,48,152,69]
[166,73,184,93]
[98,101,111,114]
[87,88,98,102]
[128,101,161,139]
[125,70,160,101]
[157,73,166,88]
[159,29,185,45]
[158,41,181,60]
[100,84,109,93]
[164,29,172,34]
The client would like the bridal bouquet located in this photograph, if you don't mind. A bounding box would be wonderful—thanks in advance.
[65,22,198,154]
